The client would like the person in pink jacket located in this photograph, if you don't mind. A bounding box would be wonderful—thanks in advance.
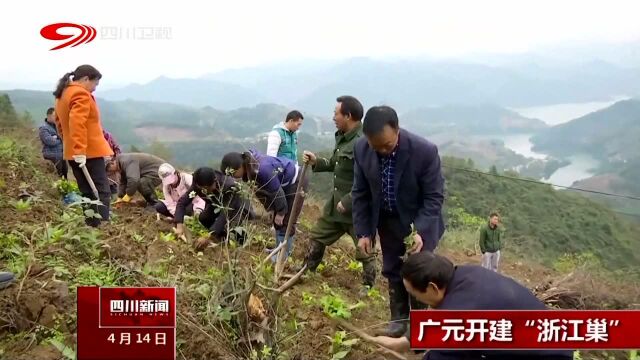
[155,163,205,221]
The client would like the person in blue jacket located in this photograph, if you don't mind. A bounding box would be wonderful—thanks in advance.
[220,149,308,261]
[38,107,67,179]
[371,251,574,359]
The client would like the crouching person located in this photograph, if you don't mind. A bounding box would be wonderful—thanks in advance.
[155,163,205,221]
[220,150,308,262]
[371,252,574,360]
[106,153,165,206]
[173,167,252,250]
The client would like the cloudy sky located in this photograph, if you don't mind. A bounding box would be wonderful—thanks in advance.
[1,0,639,89]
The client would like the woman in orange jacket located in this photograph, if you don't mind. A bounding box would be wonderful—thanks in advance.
[53,64,113,227]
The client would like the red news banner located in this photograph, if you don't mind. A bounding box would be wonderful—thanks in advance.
[410,310,640,350]
[78,287,176,360]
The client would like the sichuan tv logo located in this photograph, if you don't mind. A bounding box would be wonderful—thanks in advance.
[40,23,97,51]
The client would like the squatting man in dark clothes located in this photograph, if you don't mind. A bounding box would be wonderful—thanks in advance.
[106,153,165,206]
[371,252,574,359]
[352,105,445,337]
[173,167,252,250]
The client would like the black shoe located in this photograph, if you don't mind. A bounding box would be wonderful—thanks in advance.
[0,272,15,290]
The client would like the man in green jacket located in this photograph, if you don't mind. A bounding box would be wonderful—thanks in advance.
[301,96,376,293]
[479,212,502,272]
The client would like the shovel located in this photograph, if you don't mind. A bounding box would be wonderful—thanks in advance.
[81,165,100,200]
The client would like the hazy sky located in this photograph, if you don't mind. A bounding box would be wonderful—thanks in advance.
[1,0,639,89]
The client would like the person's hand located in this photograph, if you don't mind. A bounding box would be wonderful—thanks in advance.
[336,201,346,213]
[174,223,185,237]
[372,335,410,353]
[72,155,87,168]
[409,233,423,254]
[302,151,317,166]
[274,213,285,226]
[358,236,372,255]
[193,236,210,251]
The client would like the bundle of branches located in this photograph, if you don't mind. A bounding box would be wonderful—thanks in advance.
[533,271,632,310]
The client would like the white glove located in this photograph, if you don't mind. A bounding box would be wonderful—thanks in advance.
[72,155,87,168]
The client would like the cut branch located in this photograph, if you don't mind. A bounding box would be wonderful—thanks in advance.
[331,318,407,360]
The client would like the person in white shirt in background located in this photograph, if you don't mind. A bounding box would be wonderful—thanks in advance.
[266,110,304,163]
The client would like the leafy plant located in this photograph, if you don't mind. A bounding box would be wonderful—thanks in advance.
[53,179,79,196]
[326,330,359,360]
[319,294,352,319]
[347,260,362,273]
[74,263,121,287]
[12,199,31,212]
[159,231,176,242]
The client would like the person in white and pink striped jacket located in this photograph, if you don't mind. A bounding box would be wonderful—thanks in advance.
[155,163,205,222]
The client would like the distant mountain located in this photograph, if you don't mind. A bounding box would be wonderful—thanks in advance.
[531,99,640,161]
[99,76,267,110]
[0,90,332,147]
[95,57,640,114]
[401,104,547,136]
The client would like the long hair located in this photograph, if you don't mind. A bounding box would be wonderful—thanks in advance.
[53,64,102,99]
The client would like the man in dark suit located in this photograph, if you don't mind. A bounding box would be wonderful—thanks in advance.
[352,105,445,337]
[371,252,574,359]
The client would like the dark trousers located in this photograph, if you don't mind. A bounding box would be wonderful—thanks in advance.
[155,202,193,219]
[47,157,68,179]
[138,176,162,205]
[69,158,111,227]
[379,212,431,315]
[273,177,309,237]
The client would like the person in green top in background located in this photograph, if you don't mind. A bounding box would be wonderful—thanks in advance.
[300,96,377,295]
[479,212,502,272]
[266,110,304,163]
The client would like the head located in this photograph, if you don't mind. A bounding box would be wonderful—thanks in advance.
[46,107,56,123]
[158,163,179,187]
[284,110,304,132]
[193,167,219,194]
[401,252,455,308]
[334,95,363,132]
[220,152,249,179]
[362,106,400,156]
[489,212,500,227]
[105,157,119,174]
[53,64,102,98]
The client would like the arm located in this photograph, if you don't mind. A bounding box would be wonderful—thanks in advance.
[68,91,91,156]
[39,126,60,146]
[351,145,373,238]
[256,168,288,215]
[266,130,281,157]
[124,160,141,197]
[312,152,336,173]
[479,227,487,253]
[174,186,195,224]
[413,144,445,249]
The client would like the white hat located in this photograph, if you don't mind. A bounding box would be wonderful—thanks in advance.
[158,163,177,186]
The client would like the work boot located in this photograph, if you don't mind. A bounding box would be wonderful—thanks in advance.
[384,282,410,337]
[0,271,15,290]
[361,259,377,289]
[305,240,326,272]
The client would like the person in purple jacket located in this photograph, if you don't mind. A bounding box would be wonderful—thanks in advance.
[221,149,309,262]
[371,252,574,360]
